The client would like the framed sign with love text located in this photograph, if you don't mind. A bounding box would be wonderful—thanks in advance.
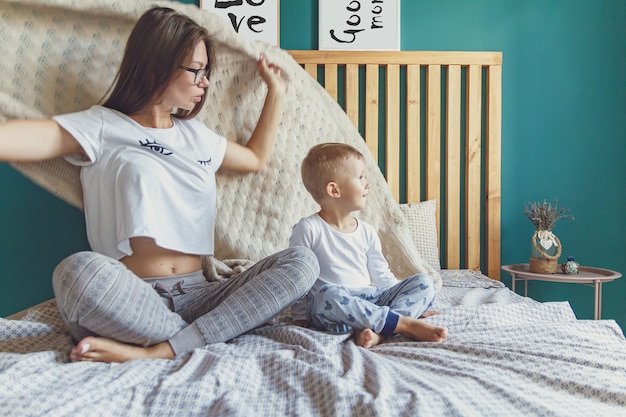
[201,0,280,46]
[319,0,400,50]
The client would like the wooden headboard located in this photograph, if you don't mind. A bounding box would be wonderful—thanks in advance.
[288,50,502,279]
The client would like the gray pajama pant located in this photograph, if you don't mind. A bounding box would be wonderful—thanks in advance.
[308,273,436,336]
[52,247,318,355]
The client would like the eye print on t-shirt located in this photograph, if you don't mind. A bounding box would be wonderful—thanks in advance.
[138,138,212,167]
[139,139,173,156]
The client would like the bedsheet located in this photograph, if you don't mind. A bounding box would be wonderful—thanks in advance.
[1,270,625,417]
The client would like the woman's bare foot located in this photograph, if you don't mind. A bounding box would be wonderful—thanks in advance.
[69,336,175,363]
[394,316,448,343]
[354,328,384,348]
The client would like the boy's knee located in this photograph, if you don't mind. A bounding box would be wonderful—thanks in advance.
[406,273,437,298]
[408,272,434,286]
[420,274,437,303]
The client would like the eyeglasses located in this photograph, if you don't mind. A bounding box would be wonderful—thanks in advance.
[179,66,209,85]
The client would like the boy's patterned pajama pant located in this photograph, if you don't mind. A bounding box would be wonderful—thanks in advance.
[308,273,436,336]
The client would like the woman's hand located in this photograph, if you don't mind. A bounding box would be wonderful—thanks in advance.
[256,54,286,96]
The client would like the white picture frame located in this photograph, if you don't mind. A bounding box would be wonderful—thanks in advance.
[319,0,400,51]
[201,0,280,46]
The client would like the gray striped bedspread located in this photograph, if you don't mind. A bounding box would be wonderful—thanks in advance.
[1,270,625,417]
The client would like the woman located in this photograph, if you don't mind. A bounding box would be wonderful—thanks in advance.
[0,7,319,363]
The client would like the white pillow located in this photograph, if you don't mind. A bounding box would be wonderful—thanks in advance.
[399,200,441,270]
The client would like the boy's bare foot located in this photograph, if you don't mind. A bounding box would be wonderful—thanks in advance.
[354,328,384,348]
[419,310,439,318]
[69,337,175,363]
[394,316,448,343]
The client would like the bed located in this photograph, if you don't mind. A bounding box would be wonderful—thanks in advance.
[1,1,626,416]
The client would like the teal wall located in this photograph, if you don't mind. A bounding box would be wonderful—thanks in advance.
[2,1,624,330]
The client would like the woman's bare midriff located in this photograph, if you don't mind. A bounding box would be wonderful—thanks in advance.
[119,236,203,279]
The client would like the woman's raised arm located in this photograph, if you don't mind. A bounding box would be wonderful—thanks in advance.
[0,119,84,162]
[220,55,286,173]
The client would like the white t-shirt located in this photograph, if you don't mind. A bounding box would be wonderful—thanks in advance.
[289,213,399,320]
[53,105,227,259]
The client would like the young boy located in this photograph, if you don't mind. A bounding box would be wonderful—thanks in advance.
[289,143,448,348]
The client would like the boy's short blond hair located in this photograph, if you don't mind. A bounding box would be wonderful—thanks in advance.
[301,143,364,202]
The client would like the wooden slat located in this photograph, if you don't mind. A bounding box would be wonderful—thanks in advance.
[364,64,379,162]
[405,64,421,203]
[345,64,359,130]
[304,63,317,80]
[425,65,441,244]
[386,64,401,202]
[466,65,482,272]
[445,65,462,270]
[486,65,502,279]
[324,63,338,101]
[290,50,503,66]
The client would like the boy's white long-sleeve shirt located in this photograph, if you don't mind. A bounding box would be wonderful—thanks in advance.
[289,213,399,320]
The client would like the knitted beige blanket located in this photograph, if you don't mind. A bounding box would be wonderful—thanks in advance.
[1,0,440,287]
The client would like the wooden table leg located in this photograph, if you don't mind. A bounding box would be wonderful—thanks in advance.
[594,281,602,320]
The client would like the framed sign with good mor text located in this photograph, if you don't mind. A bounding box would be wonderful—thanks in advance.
[319,0,400,50]
[201,0,280,46]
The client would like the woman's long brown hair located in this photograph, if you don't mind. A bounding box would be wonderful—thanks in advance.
[103,7,214,120]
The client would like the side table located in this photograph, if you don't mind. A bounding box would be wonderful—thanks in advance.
[501,263,622,320]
